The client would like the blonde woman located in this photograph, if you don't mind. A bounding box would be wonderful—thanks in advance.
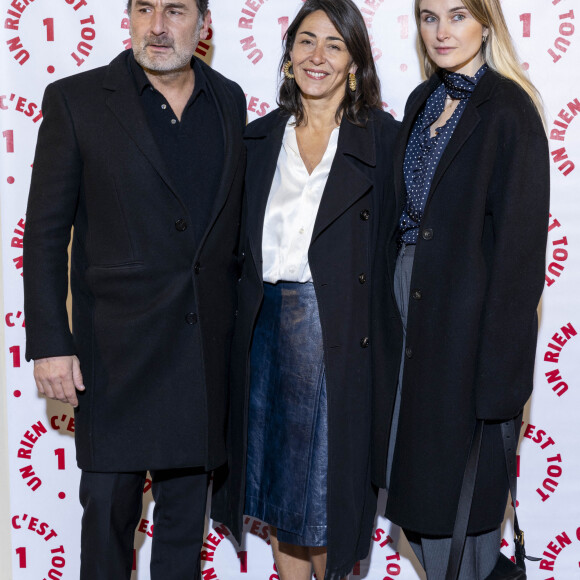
[379,0,550,577]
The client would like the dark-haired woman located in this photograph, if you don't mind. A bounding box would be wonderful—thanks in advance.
[212,0,399,578]
[377,0,550,577]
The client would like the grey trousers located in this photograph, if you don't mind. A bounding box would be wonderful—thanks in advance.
[405,527,501,580]
[387,244,500,579]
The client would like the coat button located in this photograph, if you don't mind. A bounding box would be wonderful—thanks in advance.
[412,289,422,300]
[405,346,413,358]
[358,273,367,284]
[175,218,188,232]
[185,312,198,325]
[422,228,433,240]
[360,337,370,348]
[194,262,201,274]
[360,209,370,221]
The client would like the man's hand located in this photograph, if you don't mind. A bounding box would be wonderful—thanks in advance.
[33,355,85,407]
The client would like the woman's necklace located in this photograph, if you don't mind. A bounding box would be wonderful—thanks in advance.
[431,95,459,137]
[444,94,458,110]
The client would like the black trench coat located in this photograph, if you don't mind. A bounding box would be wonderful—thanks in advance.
[373,69,550,535]
[212,107,400,579]
[23,50,246,473]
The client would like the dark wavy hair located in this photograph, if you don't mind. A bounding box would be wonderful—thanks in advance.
[127,0,209,16]
[279,0,382,127]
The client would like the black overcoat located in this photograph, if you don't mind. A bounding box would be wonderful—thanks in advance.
[374,69,550,535]
[23,50,246,473]
[212,107,400,579]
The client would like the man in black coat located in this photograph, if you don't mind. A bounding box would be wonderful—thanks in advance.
[22,1,245,578]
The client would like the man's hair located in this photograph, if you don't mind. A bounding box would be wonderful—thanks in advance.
[127,0,209,16]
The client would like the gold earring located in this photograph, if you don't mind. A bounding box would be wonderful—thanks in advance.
[283,61,294,80]
[349,72,357,92]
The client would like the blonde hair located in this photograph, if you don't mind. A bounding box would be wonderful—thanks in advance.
[414,0,544,122]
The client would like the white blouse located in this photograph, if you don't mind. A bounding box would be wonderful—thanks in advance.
[262,118,340,283]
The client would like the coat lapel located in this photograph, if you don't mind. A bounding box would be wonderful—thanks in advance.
[103,52,180,199]
[244,111,289,277]
[427,70,496,198]
[200,60,244,237]
[427,103,480,200]
[245,110,386,274]
[397,70,498,214]
[311,115,375,242]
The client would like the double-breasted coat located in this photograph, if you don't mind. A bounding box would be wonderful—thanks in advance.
[212,107,400,579]
[373,69,550,535]
[23,50,246,473]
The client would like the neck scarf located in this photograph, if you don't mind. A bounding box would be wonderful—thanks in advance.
[441,63,488,100]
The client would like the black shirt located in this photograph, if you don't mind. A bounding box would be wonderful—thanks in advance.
[129,52,224,246]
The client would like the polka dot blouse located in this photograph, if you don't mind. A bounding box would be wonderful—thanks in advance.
[398,64,488,245]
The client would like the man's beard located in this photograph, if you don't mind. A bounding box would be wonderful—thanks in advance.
[132,33,199,73]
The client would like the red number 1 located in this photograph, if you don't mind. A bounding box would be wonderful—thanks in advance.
[43,18,55,42]
[398,15,409,39]
[519,13,531,38]
[16,547,27,568]
[237,551,248,573]
[278,17,289,40]
[55,448,66,470]
[2,130,14,153]
[9,345,20,368]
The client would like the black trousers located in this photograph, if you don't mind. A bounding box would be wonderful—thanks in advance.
[79,467,209,580]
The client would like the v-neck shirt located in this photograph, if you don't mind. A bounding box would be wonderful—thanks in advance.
[262,117,340,283]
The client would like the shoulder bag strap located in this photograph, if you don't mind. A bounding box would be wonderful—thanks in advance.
[445,419,485,580]
[501,420,542,568]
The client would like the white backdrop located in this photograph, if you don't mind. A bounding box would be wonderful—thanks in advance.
[1,0,579,578]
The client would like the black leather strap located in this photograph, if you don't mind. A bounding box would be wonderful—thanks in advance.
[446,419,539,580]
[501,420,542,568]
[501,420,523,568]
[445,420,484,580]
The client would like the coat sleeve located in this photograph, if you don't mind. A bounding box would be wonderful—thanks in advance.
[23,82,82,361]
[475,116,550,420]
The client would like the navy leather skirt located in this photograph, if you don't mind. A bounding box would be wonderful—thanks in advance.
[245,281,328,547]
